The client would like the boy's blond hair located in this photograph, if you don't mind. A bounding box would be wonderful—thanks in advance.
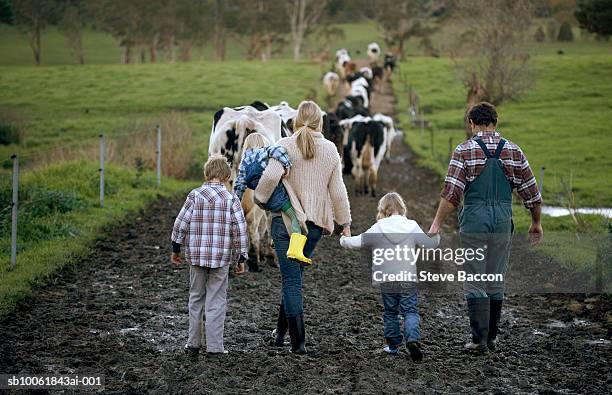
[376,192,407,220]
[242,133,270,159]
[203,155,232,182]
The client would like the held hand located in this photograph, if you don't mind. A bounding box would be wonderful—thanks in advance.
[234,261,246,275]
[428,222,441,236]
[171,252,182,266]
[342,225,351,237]
[528,223,543,245]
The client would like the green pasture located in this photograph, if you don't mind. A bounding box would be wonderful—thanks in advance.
[394,53,612,208]
[393,48,611,284]
[0,59,321,316]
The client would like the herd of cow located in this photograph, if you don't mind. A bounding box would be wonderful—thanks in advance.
[206,42,399,266]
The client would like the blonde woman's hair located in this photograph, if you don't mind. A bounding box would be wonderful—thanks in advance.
[242,132,270,159]
[377,192,407,220]
[203,155,232,182]
[294,100,323,160]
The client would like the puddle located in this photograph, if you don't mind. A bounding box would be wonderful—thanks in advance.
[547,320,568,329]
[542,206,612,218]
[586,339,610,346]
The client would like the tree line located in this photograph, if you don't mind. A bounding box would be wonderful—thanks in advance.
[0,0,609,66]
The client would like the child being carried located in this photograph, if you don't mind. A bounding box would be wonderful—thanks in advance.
[234,133,310,264]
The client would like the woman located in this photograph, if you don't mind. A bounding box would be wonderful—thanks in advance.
[255,100,351,354]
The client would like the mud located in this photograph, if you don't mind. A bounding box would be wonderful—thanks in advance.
[1,70,610,395]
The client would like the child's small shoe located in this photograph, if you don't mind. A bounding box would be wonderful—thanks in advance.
[407,342,423,362]
[184,344,200,358]
[287,233,312,264]
[383,345,399,355]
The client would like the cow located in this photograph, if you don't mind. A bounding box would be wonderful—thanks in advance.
[372,113,397,161]
[371,65,384,93]
[323,71,340,96]
[359,67,373,80]
[241,188,273,268]
[349,76,370,109]
[209,105,287,185]
[339,114,372,174]
[384,53,396,80]
[347,120,387,197]
[335,49,351,78]
[335,96,369,121]
[367,42,381,62]
[322,111,343,157]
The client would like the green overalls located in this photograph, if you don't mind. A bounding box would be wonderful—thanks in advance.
[459,138,513,302]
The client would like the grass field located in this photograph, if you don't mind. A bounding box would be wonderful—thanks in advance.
[394,53,612,208]
[0,59,322,316]
[392,46,611,283]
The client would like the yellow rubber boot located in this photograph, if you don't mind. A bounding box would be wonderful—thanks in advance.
[286,233,312,265]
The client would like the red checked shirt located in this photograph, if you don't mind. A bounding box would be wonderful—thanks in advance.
[171,182,249,268]
[441,131,542,209]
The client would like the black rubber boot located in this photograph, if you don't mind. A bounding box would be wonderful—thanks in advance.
[487,299,503,351]
[272,302,288,347]
[465,298,490,353]
[407,342,423,363]
[288,314,306,354]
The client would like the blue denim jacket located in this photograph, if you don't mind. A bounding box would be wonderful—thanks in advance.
[235,146,291,201]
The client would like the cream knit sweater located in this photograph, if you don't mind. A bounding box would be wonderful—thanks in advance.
[254,131,351,235]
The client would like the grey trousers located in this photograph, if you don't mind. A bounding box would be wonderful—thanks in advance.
[187,264,230,352]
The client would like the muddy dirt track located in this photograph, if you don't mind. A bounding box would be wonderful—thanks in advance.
[1,73,611,395]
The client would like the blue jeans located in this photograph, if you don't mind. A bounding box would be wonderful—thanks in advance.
[381,289,420,347]
[245,160,289,212]
[271,216,323,317]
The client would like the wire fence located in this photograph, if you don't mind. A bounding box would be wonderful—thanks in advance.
[5,125,164,270]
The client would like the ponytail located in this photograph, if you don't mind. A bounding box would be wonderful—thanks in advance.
[295,126,316,160]
[294,100,323,160]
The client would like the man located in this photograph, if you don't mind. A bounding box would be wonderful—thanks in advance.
[429,102,543,353]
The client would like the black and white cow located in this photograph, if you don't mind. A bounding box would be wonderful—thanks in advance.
[347,120,387,196]
[335,49,351,79]
[335,95,370,121]
[367,42,381,62]
[209,103,287,181]
[349,76,370,109]
[372,113,397,161]
[384,53,396,80]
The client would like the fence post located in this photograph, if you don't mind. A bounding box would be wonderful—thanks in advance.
[539,166,545,194]
[430,125,435,158]
[156,124,161,187]
[10,154,18,270]
[99,134,105,208]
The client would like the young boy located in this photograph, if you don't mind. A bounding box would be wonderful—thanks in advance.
[170,155,249,357]
[339,192,439,362]
[234,132,310,264]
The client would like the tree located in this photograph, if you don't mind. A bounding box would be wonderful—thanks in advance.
[373,0,436,59]
[232,0,289,61]
[575,0,612,38]
[557,20,574,40]
[0,0,13,24]
[12,0,56,65]
[285,0,328,61]
[57,0,88,64]
[451,0,534,107]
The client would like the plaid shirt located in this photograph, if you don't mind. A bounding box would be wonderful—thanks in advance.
[234,145,292,201]
[441,131,542,208]
[171,182,248,268]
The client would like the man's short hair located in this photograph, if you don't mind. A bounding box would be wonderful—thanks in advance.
[203,155,231,182]
[467,102,498,126]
